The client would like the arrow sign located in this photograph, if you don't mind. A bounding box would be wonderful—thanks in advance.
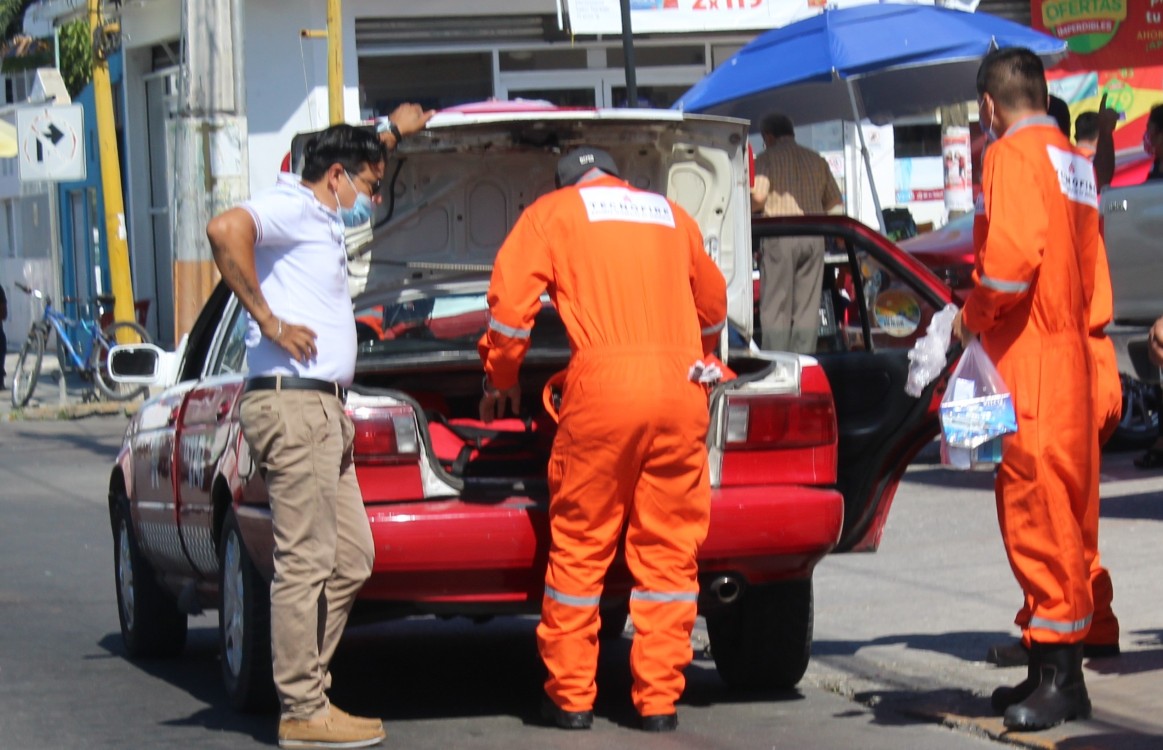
[42,123,64,145]
[17,104,86,182]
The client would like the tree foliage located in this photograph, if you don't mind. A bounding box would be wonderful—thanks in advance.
[0,0,33,40]
[58,19,91,97]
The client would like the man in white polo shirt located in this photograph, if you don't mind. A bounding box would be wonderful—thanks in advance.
[207,104,432,749]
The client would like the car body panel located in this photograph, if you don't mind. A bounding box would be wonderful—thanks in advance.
[1102,178,1163,325]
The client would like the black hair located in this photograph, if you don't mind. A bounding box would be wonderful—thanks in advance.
[1074,111,1099,142]
[1047,95,1071,137]
[1149,104,1163,134]
[300,124,387,182]
[760,112,795,139]
[976,47,1048,113]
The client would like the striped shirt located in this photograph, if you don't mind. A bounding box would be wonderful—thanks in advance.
[752,136,843,217]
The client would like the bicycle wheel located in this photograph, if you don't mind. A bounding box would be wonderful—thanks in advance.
[11,329,45,408]
[92,321,151,402]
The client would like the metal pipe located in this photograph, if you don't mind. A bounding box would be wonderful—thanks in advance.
[619,0,637,107]
[708,575,742,605]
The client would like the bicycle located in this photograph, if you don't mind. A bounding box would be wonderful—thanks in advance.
[10,282,151,408]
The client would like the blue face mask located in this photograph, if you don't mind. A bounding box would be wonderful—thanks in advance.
[337,172,374,228]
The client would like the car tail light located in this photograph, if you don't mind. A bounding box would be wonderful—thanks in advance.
[724,393,835,448]
[717,362,838,487]
[349,404,420,465]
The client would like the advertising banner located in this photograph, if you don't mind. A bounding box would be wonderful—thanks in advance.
[1033,0,1163,71]
[563,0,826,35]
[942,126,973,213]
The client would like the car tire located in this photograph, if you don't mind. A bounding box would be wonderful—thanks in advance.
[218,508,277,713]
[705,579,813,691]
[1107,373,1160,451]
[113,500,188,658]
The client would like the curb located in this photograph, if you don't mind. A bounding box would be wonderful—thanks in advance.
[5,399,141,422]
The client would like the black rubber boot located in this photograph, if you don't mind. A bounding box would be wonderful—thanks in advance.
[991,649,1038,714]
[540,696,593,730]
[1003,642,1091,731]
[641,713,678,732]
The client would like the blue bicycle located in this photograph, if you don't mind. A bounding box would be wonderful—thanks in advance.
[10,282,151,407]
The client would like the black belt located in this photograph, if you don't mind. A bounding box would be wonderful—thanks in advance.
[244,375,346,401]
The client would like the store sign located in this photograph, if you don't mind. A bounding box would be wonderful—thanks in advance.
[1033,0,1163,71]
[563,0,970,36]
[564,0,829,35]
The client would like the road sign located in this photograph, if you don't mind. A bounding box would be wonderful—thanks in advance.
[17,104,85,182]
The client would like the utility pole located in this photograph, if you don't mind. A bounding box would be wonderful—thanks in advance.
[88,0,136,335]
[301,0,345,124]
[172,0,249,337]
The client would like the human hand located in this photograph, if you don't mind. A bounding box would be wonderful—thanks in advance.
[479,381,521,423]
[1096,93,1119,135]
[262,317,318,364]
[1149,316,1163,368]
[952,309,974,347]
[387,103,436,139]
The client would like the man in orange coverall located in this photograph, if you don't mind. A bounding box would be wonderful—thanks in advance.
[953,48,1097,731]
[478,147,727,733]
[986,100,1122,669]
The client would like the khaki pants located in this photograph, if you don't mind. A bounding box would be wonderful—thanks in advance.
[759,235,824,353]
[239,389,374,720]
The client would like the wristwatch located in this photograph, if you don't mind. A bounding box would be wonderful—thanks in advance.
[376,118,403,144]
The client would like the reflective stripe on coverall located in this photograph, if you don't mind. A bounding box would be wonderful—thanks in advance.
[479,174,728,716]
[963,115,1096,645]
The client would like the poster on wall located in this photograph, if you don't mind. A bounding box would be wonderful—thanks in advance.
[1033,0,1163,71]
[1047,64,1163,164]
[942,126,973,213]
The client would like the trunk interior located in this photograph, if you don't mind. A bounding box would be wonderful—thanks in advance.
[354,351,775,494]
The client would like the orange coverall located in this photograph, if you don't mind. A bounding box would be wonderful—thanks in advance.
[479,174,728,717]
[963,115,1097,646]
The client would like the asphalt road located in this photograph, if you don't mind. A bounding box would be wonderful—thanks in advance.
[5,414,1141,750]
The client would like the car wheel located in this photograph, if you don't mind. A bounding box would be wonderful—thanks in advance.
[1107,373,1160,451]
[218,508,277,713]
[112,500,188,658]
[705,579,813,691]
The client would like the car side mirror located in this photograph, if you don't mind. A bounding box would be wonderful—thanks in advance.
[108,344,168,385]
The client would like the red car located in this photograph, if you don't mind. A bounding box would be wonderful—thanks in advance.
[107,108,955,711]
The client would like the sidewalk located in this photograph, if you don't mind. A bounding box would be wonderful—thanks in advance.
[808,444,1163,750]
[2,350,140,421]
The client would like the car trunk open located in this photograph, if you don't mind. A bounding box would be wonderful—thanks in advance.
[336,109,755,497]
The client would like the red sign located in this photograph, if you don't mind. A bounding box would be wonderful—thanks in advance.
[1033,0,1163,71]
[911,188,945,202]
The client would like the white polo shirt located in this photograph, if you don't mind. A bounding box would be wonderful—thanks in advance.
[240,173,356,386]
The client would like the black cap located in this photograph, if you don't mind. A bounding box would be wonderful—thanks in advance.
[555,147,619,189]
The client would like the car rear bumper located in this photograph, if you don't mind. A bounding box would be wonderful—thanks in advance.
[355,484,843,609]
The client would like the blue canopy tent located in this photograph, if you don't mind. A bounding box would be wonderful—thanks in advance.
[674,3,1067,231]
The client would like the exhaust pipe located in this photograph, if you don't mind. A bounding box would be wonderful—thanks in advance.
[708,575,743,605]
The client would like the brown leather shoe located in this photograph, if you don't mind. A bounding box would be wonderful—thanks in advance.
[327,704,384,732]
[278,707,386,749]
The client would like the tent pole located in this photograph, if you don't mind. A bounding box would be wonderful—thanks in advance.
[846,79,887,234]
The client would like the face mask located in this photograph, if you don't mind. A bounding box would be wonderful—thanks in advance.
[983,101,999,144]
[336,172,374,228]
